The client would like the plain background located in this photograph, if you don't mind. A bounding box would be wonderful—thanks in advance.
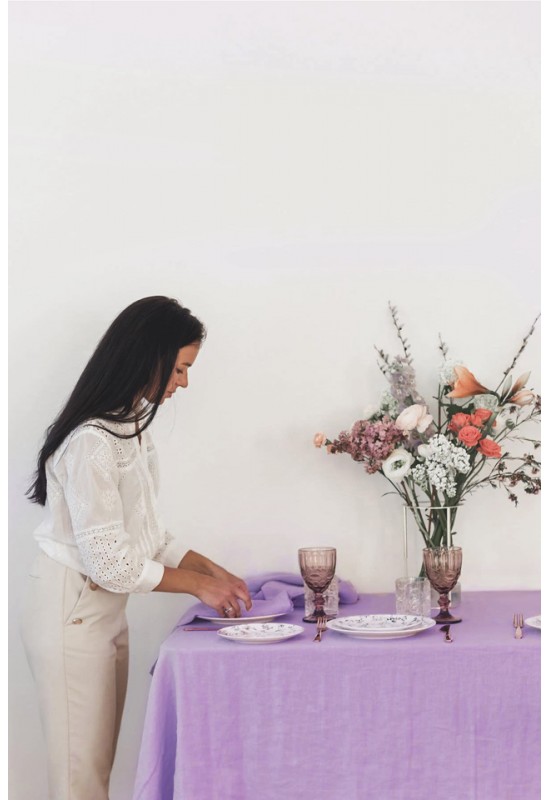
[9,2,540,798]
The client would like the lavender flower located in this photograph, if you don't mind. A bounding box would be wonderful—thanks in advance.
[387,356,426,411]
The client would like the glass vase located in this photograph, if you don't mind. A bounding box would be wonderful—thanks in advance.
[402,503,462,608]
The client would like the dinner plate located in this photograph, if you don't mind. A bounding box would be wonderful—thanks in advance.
[525,615,541,630]
[217,623,304,644]
[326,616,436,640]
[330,614,425,633]
[197,612,288,626]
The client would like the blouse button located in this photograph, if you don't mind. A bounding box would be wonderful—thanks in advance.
[89,582,98,591]
[72,618,83,625]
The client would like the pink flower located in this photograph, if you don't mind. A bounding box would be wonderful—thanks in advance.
[508,371,531,397]
[458,425,483,448]
[395,404,433,433]
[508,389,536,407]
[313,433,327,448]
[328,417,407,474]
[447,366,489,398]
[478,438,502,458]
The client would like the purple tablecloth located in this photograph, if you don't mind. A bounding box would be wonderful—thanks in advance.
[132,591,540,800]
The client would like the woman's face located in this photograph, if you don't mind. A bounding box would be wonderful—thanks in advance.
[156,343,201,404]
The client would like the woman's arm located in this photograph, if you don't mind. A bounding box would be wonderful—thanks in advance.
[153,564,252,618]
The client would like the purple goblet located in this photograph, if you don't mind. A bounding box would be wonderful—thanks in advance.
[423,546,463,624]
[298,547,337,623]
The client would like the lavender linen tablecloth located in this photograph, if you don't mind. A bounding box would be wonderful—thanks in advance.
[132,590,540,800]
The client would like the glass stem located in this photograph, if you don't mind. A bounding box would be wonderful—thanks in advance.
[314,592,325,615]
[438,592,451,616]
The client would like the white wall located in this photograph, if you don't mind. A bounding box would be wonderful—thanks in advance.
[9,2,540,798]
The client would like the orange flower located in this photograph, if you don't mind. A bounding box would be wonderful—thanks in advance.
[313,433,327,448]
[470,408,493,427]
[478,438,502,458]
[448,412,471,432]
[447,366,489,399]
[458,425,483,448]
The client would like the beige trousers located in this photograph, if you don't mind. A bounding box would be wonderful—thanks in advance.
[20,551,129,800]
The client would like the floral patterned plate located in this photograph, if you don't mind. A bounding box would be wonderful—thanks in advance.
[217,623,304,644]
[198,612,288,626]
[330,614,425,632]
[326,617,436,639]
[525,615,541,630]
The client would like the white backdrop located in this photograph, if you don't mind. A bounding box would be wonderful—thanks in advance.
[9,2,540,799]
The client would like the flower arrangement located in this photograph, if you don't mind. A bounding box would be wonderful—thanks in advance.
[314,304,541,556]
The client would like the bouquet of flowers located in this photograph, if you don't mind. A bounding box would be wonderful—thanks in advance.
[314,304,541,555]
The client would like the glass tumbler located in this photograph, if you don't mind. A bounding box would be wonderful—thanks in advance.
[395,576,432,618]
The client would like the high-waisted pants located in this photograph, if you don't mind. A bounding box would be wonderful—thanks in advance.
[20,550,129,800]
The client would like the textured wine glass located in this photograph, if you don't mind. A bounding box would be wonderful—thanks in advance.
[298,547,337,623]
[423,546,463,624]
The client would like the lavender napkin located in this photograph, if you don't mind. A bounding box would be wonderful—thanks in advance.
[175,572,359,628]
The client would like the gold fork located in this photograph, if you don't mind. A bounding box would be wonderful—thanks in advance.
[513,613,524,639]
[313,615,327,642]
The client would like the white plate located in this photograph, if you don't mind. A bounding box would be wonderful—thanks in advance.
[326,616,436,640]
[197,612,288,626]
[330,614,425,633]
[525,615,541,630]
[217,623,304,644]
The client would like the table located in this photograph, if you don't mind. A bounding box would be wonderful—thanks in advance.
[132,591,540,800]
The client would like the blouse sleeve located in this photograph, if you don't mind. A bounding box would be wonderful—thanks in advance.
[154,531,185,568]
[58,428,165,593]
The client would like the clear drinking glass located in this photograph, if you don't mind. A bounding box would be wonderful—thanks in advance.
[395,577,431,618]
[298,547,337,623]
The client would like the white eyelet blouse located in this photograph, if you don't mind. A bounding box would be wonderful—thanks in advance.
[33,419,184,593]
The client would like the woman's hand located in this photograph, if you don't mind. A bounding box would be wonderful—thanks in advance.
[177,550,252,614]
[207,563,252,609]
[191,572,251,618]
[155,566,251,618]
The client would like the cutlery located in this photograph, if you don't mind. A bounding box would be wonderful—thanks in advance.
[513,613,524,639]
[313,615,327,642]
[440,624,453,643]
[182,626,219,631]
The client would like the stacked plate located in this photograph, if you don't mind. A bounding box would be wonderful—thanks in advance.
[198,612,288,627]
[525,615,541,630]
[326,614,436,640]
[217,623,304,645]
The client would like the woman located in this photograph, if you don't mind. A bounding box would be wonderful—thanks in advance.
[21,296,252,800]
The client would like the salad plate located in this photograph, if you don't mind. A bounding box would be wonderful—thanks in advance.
[197,612,288,626]
[524,615,541,630]
[326,616,436,640]
[330,614,425,633]
[217,623,304,644]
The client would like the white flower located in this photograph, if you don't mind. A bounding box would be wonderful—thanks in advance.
[395,404,433,433]
[473,394,499,411]
[382,448,414,480]
[379,391,399,418]
[417,444,431,460]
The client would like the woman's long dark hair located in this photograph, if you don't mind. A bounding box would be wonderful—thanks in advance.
[27,296,206,505]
